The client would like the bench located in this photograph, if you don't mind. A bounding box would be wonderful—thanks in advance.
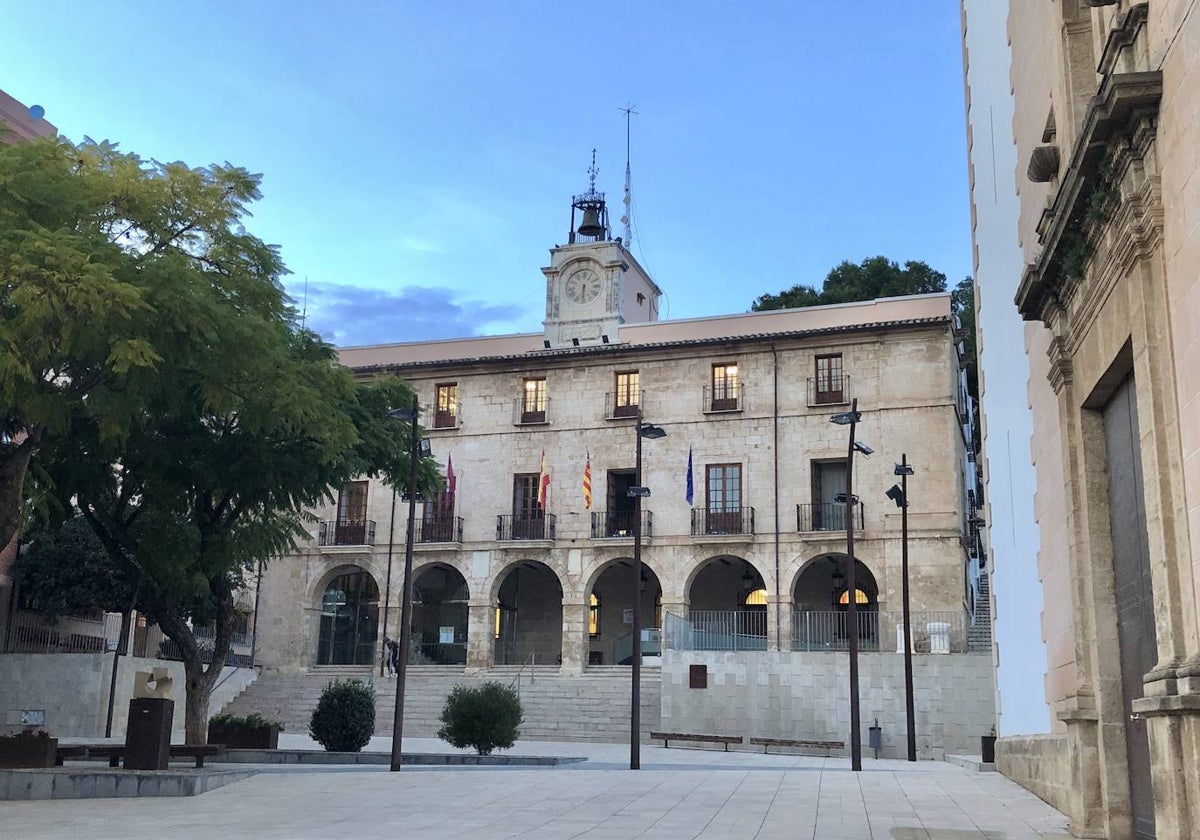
[748,737,844,756]
[649,732,743,751]
[54,745,90,765]
[83,744,226,769]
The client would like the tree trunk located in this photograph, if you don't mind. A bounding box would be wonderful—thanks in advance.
[183,658,215,745]
[0,429,42,552]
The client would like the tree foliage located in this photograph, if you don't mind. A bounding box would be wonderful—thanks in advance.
[437,682,523,755]
[309,679,375,752]
[13,517,139,622]
[9,137,440,744]
[751,256,947,312]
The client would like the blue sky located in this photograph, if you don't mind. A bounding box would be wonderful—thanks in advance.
[2,1,970,347]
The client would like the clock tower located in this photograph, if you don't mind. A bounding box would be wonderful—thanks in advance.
[542,157,661,349]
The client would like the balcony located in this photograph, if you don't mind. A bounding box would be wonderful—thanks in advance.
[796,502,864,533]
[496,514,556,541]
[417,515,463,544]
[702,383,743,413]
[690,507,755,537]
[807,375,851,407]
[604,390,642,420]
[318,518,376,547]
[513,397,550,426]
[590,510,653,539]
[430,405,460,430]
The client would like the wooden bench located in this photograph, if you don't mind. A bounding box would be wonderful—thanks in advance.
[54,745,90,765]
[84,744,226,769]
[748,737,844,756]
[649,732,743,751]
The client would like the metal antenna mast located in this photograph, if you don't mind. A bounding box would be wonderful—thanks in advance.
[619,103,637,246]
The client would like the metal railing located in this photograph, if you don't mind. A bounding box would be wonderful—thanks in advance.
[613,628,662,665]
[157,637,254,667]
[797,502,865,532]
[702,383,743,413]
[807,375,851,407]
[590,510,653,539]
[604,390,642,419]
[662,611,767,651]
[690,507,755,536]
[513,396,550,425]
[496,513,556,541]
[317,518,377,546]
[409,639,467,666]
[4,612,123,654]
[791,610,976,653]
[417,515,463,543]
[192,624,250,646]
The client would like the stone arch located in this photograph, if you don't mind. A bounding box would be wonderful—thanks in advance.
[314,564,379,666]
[409,562,470,665]
[790,553,880,651]
[583,557,664,666]
[678,555,768,650]
[491,559,563,666]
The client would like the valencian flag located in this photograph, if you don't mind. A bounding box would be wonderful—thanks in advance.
[582,452,592,510]
[685,446,694,506]
[538,450,551,510]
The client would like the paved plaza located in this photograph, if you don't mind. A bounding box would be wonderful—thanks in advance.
[0,736,1070,840]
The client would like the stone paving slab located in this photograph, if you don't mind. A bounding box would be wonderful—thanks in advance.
[0,737,1072,839]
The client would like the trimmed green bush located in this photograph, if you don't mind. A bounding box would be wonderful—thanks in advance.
[309,679,375,752]
[437,681,523,755]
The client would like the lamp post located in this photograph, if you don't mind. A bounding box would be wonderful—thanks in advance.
[888,455,917,761]
[380,486,398,677]
[387,395,430,772]
[830,398,871,772]
[629,411,666,770]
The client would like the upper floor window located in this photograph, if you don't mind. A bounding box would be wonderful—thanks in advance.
[337,481,368,524]
[814,354,845,405]
[613,371,640,418]
[520,378,547,424]
[434,383,458,428]
[710,363,740,411]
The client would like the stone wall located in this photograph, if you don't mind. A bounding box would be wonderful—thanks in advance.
[995,734,1071,816]
[660,650,994,759]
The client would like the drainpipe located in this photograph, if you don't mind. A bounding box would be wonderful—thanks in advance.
[771,344,781,651]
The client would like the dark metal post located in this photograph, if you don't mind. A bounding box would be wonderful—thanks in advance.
[630,414,644,770]
[844,398,862,772]
[390,394,420,772]
[380,486,398,677]
[901,453,916,761]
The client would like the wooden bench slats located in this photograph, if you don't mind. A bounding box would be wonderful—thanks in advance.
[56,744,225,769]
[648,732,743,752]
[748,737,844,755]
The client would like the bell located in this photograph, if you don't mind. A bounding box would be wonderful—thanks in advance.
[577,206,603,237]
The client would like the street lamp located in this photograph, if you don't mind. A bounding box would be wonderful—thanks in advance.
[830,398,870,772]
[386,396,431,772]
[380,485,397,677]
[888,455,917,762]
[629,411,666,771]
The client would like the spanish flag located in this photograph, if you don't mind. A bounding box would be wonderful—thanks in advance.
[583,452,592,510]
[538,450,551,510]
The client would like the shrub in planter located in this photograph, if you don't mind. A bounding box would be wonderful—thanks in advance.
[0,730,58,768]
[309,679,375,752]
[437,681,523,755]
[208,713,285,749]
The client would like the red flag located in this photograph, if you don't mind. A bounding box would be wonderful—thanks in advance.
[538,450,550,510]
[444,454,456,512]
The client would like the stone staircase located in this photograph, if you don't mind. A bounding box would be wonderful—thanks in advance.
[969,572,993,651]
[219,664,660,742]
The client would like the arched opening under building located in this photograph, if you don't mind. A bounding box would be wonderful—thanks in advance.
[791,554,879,651]
[411,563,469,665]
[316,566,379,666]
[586,559,663,666]
[676,556,767,650]
[493,561,563,666]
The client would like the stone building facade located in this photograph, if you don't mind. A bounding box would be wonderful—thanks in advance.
[995,3,1200,839]
[253,188,984,699]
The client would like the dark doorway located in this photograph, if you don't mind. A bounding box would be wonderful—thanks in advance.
[605,469,636,536]
[1103,373,1156,839]
[317,568,379,666]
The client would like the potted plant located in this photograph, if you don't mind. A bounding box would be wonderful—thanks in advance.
[981,724,997,764]
[207,713,284,749]
[0,729,58,768]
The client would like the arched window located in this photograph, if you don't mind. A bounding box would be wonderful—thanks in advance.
[838,588,870,605]
[589,593,601,638]
[744,588,768,606]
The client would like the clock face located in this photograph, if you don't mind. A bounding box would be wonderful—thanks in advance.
[564,267,603,305]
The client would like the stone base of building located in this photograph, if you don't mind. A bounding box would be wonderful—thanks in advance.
[995,734,1072,817]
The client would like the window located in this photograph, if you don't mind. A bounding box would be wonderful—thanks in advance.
[705,463,743,534]
[838,589,870,605]
[334,481,370,544]
[811,459,847,531]
[613,371,640,418]
[710,363,739,411]
[744,588,768,606]
[589,593,601,638]
[434,383,458,428]
[520,377,547,424]
[511,473,544,539]
[814,354,844,405]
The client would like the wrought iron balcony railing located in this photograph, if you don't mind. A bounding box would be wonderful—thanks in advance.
[796,502,864,532]
[417,515,463,543]
[318,518,377,546]
[496,513,556,541]
[690,507,755,536]
[807,374,851,407]
[589,510,653,539]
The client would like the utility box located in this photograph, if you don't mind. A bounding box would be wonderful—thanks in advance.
[868,720,883,758]
[124,697,174,770]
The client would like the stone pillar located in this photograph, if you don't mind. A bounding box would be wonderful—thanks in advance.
[465,601,493,672]
[560,597,587,675]
[772,598,793,653]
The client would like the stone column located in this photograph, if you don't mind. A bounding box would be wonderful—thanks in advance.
[465,601,493,672]
[560,597,587,675]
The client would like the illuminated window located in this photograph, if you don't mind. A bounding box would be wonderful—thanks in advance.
[434,383,458,428]
[710,363,739,411]
[589,593,600,638]
[520,378,547,423]
[744,588,768,606]
[613,371,639,417]
[494,606,501,638]
[838,589,870,605]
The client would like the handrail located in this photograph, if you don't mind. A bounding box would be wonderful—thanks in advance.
[508,651,535,701]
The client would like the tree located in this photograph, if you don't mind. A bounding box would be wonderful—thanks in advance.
[13,517,138,622]
[951,276,978,401]
[18,137,440,743]
[751,256,947,311]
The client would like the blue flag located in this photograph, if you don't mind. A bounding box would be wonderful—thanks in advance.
[685,447,694,506]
